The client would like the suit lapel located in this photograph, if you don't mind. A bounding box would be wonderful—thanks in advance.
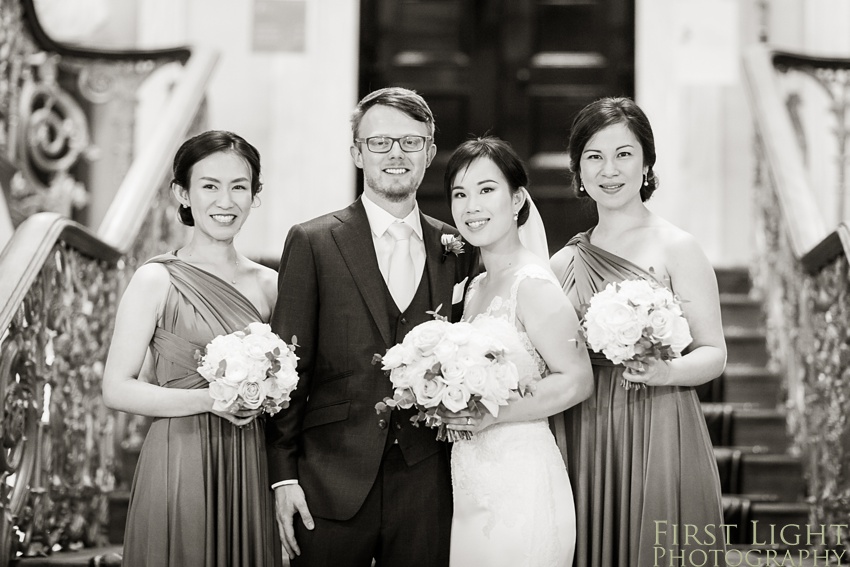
[332,200,393,346]
[422,215,454,319]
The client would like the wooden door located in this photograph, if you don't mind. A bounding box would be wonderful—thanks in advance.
[359,0,634,250]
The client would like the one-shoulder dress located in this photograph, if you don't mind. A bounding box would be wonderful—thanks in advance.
[122,253,280,567]
[552,232,725,567]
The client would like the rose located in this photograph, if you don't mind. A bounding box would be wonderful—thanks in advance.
[668,316,693,354]
[586,298,637,335]
[413,376,446,408]
[444,322,474,346]
[584,324,617,353]
[440,383,471,412]
[440,359,466,385]
[221,355,252,385]
[238,378,266,409]
[432,339,459,363]
[209,380,239,411]
[381,345,406,370]
[648,307,677,342]
[245,321,273,336]
[604,343,636,365]
[409,321,448,356]
[617,279,657,307]
[462,363,489,396]
[615,322,644,346]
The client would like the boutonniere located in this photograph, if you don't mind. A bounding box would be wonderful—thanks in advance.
[440,234,465,262]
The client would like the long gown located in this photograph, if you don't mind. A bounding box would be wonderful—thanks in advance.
[122,253,281,567]
[450,264,576,567]
[552,231,726,567]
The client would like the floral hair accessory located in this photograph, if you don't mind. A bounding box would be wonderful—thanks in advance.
[441,233,465,262]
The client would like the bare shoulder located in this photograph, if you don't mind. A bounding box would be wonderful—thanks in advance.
[652,221,709,263]
[123,262,171,309]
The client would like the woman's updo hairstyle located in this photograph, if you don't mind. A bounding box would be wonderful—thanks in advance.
[567,97,659,202]
[443,136,531,226]
[171,130,263,226]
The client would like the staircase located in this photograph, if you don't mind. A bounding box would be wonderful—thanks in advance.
[703,268,819,565]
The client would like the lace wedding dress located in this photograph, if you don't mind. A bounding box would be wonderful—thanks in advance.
[450,264,576,567]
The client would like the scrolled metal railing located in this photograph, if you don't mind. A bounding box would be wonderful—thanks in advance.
[0,36,216,565]
[744,43,850,554]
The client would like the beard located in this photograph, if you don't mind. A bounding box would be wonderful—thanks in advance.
[364,173,420,203]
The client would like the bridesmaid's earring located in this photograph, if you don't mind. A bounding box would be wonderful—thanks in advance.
[513,210,519,221]
[643,174,649,187]
[579,182,585,192]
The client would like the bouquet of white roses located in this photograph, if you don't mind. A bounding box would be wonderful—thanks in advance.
[581,278,693,389]
[374,312,527,442]
[197,322,299,416]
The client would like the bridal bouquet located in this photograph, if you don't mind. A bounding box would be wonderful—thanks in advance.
[374,310,526,442]
[581,278,693,390]
[197,322,299,416]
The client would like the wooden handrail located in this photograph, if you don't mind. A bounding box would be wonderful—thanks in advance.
[97,48,218,252]
[742,44,831,261]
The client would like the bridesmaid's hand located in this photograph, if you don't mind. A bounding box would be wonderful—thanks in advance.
[623,358,671,387]
[211,407,263,427]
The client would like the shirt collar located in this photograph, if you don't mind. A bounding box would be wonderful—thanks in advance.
[361,192,423,240]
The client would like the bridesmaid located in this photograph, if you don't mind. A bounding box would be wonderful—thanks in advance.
[102,130,282,566]
[550,97,727,567]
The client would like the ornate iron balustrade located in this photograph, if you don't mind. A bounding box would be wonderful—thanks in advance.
[0,4,218,560]
[0,0,191,226]
[744,44,850,554]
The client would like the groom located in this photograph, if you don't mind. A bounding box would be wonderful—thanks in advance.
[267,87,478,566]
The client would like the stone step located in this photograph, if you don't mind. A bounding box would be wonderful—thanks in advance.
[704,404,788,451]
[723,497,811,547]
[715,267,753,295]
[697,364,783,407]
[721,293,764,330]
[725,328,769,367]
[722,364,783,407]
[11,546,122,566]
[715,448,806,499]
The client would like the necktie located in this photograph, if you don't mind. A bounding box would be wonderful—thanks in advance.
[386,222,416,311]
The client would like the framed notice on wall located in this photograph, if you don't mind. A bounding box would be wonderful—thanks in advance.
[252,0,306,53]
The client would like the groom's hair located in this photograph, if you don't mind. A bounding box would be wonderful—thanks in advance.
[443,136,531,227]
[350,87,435,140]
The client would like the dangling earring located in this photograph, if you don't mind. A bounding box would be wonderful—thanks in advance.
[643,173,649,187]
[513,210,519,221]
[579,182,585,192]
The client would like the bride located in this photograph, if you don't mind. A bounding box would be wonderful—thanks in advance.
[442,137,593,567]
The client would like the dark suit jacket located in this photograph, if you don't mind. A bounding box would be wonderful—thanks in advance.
[266,198,478,521]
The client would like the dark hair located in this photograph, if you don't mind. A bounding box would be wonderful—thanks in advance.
[443,136,531,227]
[351,87,435,140]
[567,97,658,202]
[171,130,263,226]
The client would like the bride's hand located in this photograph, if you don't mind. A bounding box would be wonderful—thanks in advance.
[212,407,263,427]
[442,408,495,434]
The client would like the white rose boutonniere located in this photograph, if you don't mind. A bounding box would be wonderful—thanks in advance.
[441,233,465,262]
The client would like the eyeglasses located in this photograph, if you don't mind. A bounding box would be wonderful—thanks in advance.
[354,135,433,153]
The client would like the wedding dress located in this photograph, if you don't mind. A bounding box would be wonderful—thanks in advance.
[450,264,576,567]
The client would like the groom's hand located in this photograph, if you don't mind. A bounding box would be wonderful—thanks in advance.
[274,484,314,560]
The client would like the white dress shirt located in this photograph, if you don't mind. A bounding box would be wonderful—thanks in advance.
[360,192,426,293]
[271,195,425,490]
